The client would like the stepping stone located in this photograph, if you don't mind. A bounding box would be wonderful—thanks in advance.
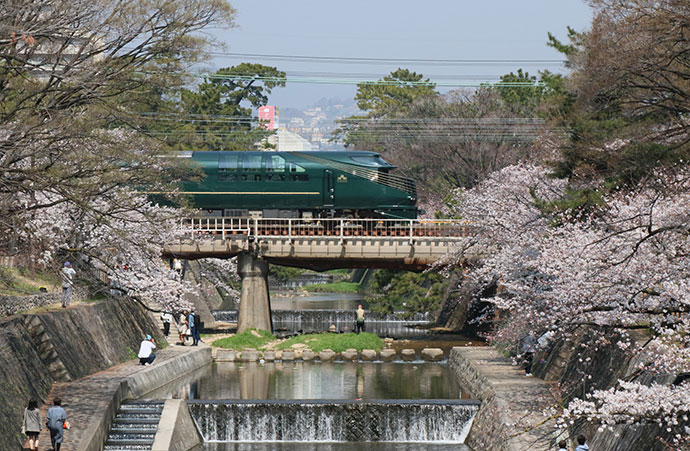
[421,348,444,361]
[361,349,377,361]
[380,349,396,361]
[215,349,237,362]
[302,350,315,361]
[401,349,416,361]
[240,349,259,362]
[341,349,358,361]
[282,350,296,361]
[263,350,276,361]
[319,349,336,361]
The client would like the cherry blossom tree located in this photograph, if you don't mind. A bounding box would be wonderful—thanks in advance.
[19,184,196,312]
[449,163,690,446]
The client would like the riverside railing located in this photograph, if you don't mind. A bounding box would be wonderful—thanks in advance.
[182,217,473,243]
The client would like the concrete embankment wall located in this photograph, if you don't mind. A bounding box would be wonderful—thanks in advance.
[0,299,162,450]
[152,399,203,451]
[449,347,556,451]
[75,346,210,451]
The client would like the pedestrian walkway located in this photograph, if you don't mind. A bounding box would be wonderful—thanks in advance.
[449,346,559,451]
[31,343,209,451]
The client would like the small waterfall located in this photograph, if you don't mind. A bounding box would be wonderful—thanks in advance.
[213,310,431,337]
[189,400,479,443]
[269,273,334,289]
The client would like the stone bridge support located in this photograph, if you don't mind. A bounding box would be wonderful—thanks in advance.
[237,252,273,333]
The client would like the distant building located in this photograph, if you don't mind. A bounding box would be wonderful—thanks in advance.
[263,128,313,151]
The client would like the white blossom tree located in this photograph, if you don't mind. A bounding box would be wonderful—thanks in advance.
[450,163,690,446]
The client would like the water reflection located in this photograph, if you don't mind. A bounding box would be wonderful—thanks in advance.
[142,361,464,401]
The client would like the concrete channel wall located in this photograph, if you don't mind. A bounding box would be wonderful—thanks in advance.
[74,346,211,451]
[449,346,557,451]
[152,399,203,451]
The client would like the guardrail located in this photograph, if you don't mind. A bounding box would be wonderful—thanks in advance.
[183,217,474,242]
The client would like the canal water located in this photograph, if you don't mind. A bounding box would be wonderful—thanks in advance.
[177,290,478,450]
[144,361,466,401]
[144,362,474,451]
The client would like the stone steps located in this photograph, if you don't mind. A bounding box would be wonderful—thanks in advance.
[23,315,71,381]
[104,401,163,451]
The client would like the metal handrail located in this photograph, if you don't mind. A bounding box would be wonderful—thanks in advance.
[183,217,474,241]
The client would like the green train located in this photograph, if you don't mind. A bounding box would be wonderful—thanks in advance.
[174,150,418,219]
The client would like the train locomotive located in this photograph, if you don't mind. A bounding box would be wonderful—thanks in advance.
[175,150,418,219]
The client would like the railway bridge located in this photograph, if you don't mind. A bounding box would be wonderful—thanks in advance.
[163,218,479,332]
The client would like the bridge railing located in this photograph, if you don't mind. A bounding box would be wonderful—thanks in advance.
[183,217,473,242]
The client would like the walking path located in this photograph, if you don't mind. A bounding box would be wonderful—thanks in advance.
[449,346,559,451]
[31,340,210,451]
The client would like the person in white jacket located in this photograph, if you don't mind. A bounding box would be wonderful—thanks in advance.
[138,334,156,365]
[575,435,589,451]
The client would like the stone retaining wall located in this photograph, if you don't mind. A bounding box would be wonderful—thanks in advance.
[0,299,162,450]
[449,346,556,451]
[0,289,87,317]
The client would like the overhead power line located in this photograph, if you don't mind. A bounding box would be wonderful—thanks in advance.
[208,52,566,67]
[136,70,547,88]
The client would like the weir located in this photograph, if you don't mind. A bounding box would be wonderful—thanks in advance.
[213,309,432,337]
[188,400,479,443]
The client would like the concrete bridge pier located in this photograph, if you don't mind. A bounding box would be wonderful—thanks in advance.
[237,252,273,333]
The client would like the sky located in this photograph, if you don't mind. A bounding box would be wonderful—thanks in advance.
[207,1,593,110]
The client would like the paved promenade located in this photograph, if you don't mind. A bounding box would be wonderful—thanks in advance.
[449,346,559,451]
[31,342,209,451]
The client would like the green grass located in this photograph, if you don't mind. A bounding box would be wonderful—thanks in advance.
[326,269,350,275]
[212,329,276,350]
[0,266,61,296]
[303,281,361,293]
[276,332,383,353]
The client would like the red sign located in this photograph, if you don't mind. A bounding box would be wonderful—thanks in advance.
[258,105,277,130]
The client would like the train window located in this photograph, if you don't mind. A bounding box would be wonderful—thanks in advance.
[266,174,285,182]
[350,155,389,167]
[289,174,309,182]
[220,173,239,182]
[266,155,286,172]
[218,154,238,181]
[287,162,306,173]
[242,154,263,172]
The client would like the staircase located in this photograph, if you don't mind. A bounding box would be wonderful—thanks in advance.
[23,315,71,381]
[104,401,163,450]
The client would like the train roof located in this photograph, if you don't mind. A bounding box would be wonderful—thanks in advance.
[179,150,395,169]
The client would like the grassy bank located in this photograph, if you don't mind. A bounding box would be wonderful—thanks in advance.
[0,267,59,296]
[210,329,384,353]
[303,281,361,293]
[276,332,383,353]
[212,329,276,349]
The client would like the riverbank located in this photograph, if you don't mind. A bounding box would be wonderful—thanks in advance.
[36,344,210,451]
[0,299,165,449]
[449,346,558,451]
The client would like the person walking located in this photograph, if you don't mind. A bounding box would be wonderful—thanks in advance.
[46,397,67,451]
[188,309,199,346]
[355,305,365,334]
[575,435,589,451]
[557,439,568,451]
[22,398,42,451]
[519,331,537,376]
[177,311,188,345]
[138,334,156,365]
[60,262,76,308]
[160,310,172,338]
